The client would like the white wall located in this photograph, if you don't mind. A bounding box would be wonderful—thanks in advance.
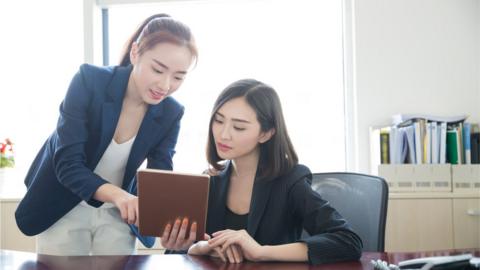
[351,0,480,173]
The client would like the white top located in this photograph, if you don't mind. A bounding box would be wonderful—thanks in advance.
[81,136,136,208]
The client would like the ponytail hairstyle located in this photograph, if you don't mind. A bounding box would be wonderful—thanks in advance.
[119,14,197,67]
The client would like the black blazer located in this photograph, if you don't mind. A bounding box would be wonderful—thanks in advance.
[206,162,363,265]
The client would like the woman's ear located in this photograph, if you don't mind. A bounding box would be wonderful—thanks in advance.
[129,42,139,65]
[259,129,275,144]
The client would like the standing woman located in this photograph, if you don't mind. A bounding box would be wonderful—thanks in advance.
[15,14,197,256]
[181,79,362,264]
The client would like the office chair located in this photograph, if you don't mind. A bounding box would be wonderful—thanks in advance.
[309,172,389,252]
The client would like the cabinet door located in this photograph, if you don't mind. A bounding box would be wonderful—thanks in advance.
[453,198,480,249]
[385,199,453,252]
[0,201,36,252]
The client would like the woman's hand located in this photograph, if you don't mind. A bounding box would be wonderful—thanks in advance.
[188,235,243,263]
[208,229,264,262]
[112,191,139,226]
[94,183,139,226]
[222,244,244,263]
[161,218,198,251]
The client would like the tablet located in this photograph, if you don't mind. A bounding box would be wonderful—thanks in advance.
[137,169,210,241]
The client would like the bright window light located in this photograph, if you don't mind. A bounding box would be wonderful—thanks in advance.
[0,0,84,176]
[107,0,346,173]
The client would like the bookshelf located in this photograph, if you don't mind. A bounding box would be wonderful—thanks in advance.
[370,115,480,251]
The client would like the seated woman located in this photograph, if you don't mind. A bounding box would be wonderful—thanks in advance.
[161,79,362,264]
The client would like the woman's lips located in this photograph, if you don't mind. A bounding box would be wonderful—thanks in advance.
[217,142,232,152]
[149,89,166,100]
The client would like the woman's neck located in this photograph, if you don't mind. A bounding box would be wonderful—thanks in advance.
[231,149,260,181]
[125,74,147,109]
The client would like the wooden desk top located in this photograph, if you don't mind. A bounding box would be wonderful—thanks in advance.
[2,249,478,270]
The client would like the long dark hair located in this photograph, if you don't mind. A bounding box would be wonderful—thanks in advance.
[206,79,298,180]
[119,14,197,66]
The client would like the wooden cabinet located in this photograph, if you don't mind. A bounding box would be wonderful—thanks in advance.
[0,200,36,252]
[385,193,480,252]
[452,198,480,249]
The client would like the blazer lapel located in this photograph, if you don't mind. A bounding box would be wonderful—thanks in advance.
[95,66,131,166]
[247,176,274,238]
[122,102,166,189]
[208,164,232,233]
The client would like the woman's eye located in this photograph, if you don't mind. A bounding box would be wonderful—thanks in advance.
[174,76,184,81]
[234,126,245,131]
[153,68,163,74]
[213,118,223,124]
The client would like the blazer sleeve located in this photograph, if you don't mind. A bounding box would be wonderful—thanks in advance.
[146,105,184,170]
[289,177,363,265]
[52,65,109,202]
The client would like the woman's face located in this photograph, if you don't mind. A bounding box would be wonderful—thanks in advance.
[212,97,272,161]
[130,42,193,104]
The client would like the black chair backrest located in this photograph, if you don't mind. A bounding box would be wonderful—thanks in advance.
[310,172,389,252]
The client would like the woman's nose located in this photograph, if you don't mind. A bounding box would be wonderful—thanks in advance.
[220,125,231,140]
[157,76,171,92]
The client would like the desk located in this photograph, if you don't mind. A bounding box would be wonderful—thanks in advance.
[1,249,479,270]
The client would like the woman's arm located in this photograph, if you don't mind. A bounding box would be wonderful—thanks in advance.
[208,230,308,263]
[52,64,110,202]
[258,243,308,262]
[94,183,139,225]
[290,178,363,264]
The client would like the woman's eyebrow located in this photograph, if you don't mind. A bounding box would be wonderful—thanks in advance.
[216,111,251,123]
[153,59,187,74]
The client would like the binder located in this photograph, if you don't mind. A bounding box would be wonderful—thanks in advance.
[472,132,480,164]
[446,128,459,164]
[431,122,439,164]
[380,127,390,164]
[463,123,471,164]
[439,122,447,164]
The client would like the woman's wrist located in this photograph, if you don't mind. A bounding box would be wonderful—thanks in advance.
[256,245,271,261]
[94,183,127,204]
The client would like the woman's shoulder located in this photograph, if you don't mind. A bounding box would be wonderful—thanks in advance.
[78,63,117,76]
[75,64,131,88]
[159,96,185,113]
[275,164,312,187]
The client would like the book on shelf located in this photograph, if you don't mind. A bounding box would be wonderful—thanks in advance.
[370,114,480,173]
[380,127,390,164]
[439,122,447,164]
[472,124,480,164]
[446,128,460,164]
[463,122,471,164]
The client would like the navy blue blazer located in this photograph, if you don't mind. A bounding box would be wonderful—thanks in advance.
[206,163,363,265]
[15,64,184,248]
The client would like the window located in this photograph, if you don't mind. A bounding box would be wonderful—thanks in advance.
[1,0,346,177]
[103,0,346,173]
[0,0,84,174]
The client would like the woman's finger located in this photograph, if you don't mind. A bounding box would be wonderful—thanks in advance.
[225,246,235,263]
[118,205,128,221]
[188,222,197,242]
[160,223,172,245]
[127,203,135,224]
[220,236,239,253]
[231,245,243,263]
[176,217,189,242]
[135,201,139,225]
[213,247,227,262]
[167,219,181,245]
